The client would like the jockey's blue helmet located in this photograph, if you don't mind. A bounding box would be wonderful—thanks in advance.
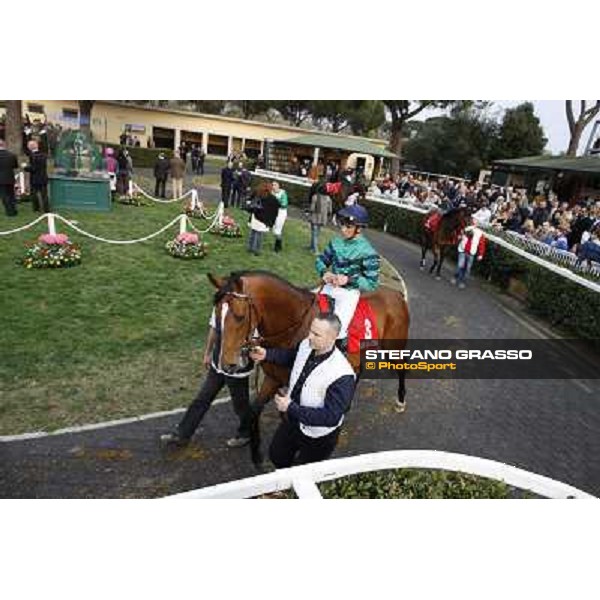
[337,204,369,227]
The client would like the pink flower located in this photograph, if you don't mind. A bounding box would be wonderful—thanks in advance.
[222,215,235,226]
[176,232,199,245]
[39,233,69,245]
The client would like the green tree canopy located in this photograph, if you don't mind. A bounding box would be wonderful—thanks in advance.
[383,101,457,175]
[273,101,314,127]
[493,102,547,159]
[404,106,498,178]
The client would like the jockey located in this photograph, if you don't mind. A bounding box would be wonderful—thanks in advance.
[315,204,380,348]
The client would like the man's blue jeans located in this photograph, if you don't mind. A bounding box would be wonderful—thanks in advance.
[455,252,475,284]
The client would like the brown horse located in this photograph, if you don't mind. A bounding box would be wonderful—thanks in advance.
[420,207,469,279]
[208,270,410,466]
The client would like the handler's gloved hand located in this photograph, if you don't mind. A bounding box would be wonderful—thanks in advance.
[248,346,266,362]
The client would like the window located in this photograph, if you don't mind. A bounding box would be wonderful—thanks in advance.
[62,108,79,120]
[125,123,146,133]
[27,103,44,113]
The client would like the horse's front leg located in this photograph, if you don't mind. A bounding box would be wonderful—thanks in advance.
[248,375,281,468]
[436,246,445,280]
[429,245,439,275]
[420,235,428,270]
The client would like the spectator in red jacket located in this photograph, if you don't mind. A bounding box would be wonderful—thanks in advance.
[452,221,487,290]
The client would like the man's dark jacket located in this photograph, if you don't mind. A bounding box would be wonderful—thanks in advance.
[0,149,19,185]
[154,157,170,179]
[25,150,48,187]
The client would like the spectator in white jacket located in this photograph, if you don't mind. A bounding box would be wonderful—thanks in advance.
[472,201,492,228]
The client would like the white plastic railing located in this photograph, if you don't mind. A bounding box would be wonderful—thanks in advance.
[499,230,600,278]
[254,168,313,187]
[483,231,600,294]
[164,449,596,499]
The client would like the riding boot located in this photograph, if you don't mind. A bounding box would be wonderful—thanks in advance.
[274,237,282,253]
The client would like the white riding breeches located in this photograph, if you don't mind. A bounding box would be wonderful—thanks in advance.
[322,284,360,339]
[272,208,287,236]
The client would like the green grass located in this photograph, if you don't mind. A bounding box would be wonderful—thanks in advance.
[0,199,334,434]
[319,469,515,499]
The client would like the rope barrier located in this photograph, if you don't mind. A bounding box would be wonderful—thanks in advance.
[0,213,50,236]
[187,202,224,235]
[52,213,185,245]
[131,183,217,219]
[132,181,194,204]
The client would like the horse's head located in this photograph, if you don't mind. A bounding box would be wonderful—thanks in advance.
[208,272,259,375]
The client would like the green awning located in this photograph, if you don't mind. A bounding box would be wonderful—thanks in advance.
[493,155,600,175]
[281,134,396,159]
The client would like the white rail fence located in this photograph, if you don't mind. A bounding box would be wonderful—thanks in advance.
[165,449,596,499]
[254,169,600,293]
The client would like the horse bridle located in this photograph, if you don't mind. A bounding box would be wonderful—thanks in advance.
[220,286,321,356]
[221,291,262,358]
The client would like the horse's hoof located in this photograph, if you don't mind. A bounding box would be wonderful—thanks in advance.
[435,276,441,281]
[395,400,407,414]
[419,265,425,271]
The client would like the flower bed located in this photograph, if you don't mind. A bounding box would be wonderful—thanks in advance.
[21,233,82,269]
[212,215,242,238]
[165,232,206,259]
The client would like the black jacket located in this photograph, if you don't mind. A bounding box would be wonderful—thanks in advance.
[154,157,170,179]
[0,148,19,185]
[253,193,280,228]
[25,150,48,187]
[221,166,234,187]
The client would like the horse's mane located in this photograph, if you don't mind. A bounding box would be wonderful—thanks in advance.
[213,270,313,304]
[443,206,467,221]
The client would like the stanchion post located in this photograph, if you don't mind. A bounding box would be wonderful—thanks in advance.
[179,214,187,235]
[47,213,57,235]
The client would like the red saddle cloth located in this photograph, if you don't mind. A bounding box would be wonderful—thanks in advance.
[424,212,442,233]
[317,294,379,353]
[325,181,342,196]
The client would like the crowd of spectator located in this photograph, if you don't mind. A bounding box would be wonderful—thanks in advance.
[369,171,600,264]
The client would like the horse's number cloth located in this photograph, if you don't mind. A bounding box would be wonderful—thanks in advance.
[318,294,379,353]
[424,212,442,232]
[325,181,343,196]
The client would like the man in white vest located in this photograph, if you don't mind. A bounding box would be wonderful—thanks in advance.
[249,313,355,468]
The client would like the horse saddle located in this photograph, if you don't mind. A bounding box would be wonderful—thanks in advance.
[317,293,379,353]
